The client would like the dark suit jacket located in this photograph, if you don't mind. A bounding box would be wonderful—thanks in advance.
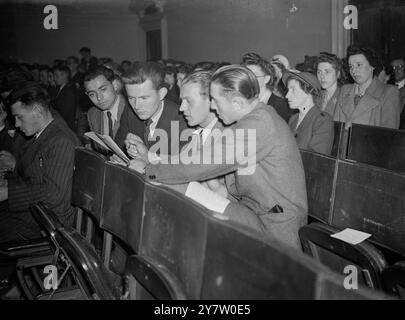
[115,99,189,155]
[53,82,78,131]
[288,106,334,155]
[7,119,79,223]
[267,93,293,123]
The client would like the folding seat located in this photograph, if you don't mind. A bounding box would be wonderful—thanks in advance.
[71,147,107,247]
[299,222,387,290]
[382,261,405,299]
[16,203,118,300]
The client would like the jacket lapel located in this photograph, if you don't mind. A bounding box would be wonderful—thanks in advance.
[296,107,317,133]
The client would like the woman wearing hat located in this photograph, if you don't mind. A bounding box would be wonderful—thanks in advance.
[241,52,293,123]
[316,52,345,117]
[333,45,400,129]
[284,71,334,155]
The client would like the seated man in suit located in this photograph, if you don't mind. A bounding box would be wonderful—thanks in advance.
[128,65,308,249]
[83,66,135,152]
[126,70,227,195]
[53,65,77,131]
[0,82,79,243]
[114,62,188,156]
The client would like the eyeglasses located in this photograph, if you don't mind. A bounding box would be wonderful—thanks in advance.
[255,74,267,78]
[392,65,404,71]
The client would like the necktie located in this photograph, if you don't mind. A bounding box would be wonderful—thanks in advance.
[354,94,362,108]
[106,111,114,139]
[144,119,153,144]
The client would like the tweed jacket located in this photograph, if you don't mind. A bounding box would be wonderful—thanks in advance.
[145,103,308,248]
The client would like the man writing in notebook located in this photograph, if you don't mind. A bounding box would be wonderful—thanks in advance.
[126,70,227,195]
[114,62,188,157]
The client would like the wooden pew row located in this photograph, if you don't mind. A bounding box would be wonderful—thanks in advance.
[333,161,405,257]
[71,148,388,299]
[301,149,405,257]
[136,179,385,299]
[346,124,405,173]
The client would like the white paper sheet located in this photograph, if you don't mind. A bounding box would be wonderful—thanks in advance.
[85,131,130,164]
[330,228,372,245]
[185,181,230,214]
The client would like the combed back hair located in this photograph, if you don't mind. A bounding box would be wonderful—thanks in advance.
[181,70,213,98]
[53,66,71,79]
[67,56,79,64]
[212,65,259,101]
[83,66,115,83]
[193,61,215,72]
[6,81,50,110]
[122,62,165,90]
[241,52,277,90]
[347,44,382,76]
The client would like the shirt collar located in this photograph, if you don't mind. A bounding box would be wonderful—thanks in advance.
[103,95,120,122]
[354,77,373,97]
[296,104,314,129]
[150,100,165,124]
[396,79,405,89]
[193,117,218,144]
[35,119,53,139]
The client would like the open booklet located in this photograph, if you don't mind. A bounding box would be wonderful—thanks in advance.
[185,181,230,214]
[85,132,130,165]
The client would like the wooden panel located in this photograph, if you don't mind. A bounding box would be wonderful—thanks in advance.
[300,150,336,223]
[140,183,208,299]
[201,219,318,299]
[101,163,145,253]
[71,148,107,222]
[347,124,405,173]
[331,121,344,158]
[332,160,405,256]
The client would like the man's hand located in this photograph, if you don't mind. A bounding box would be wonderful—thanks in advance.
[0,185,8,202]
[205,179,228,198]
[0,151,16,172]
[109,154,127,166]
[125,133,148,161]
[128,158,147,174]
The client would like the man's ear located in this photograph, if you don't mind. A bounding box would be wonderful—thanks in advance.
[231,96,245,112]
[32,104,44,118]
[112,79,120,92]
[158,86,168,100]
[264,75,271,85]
